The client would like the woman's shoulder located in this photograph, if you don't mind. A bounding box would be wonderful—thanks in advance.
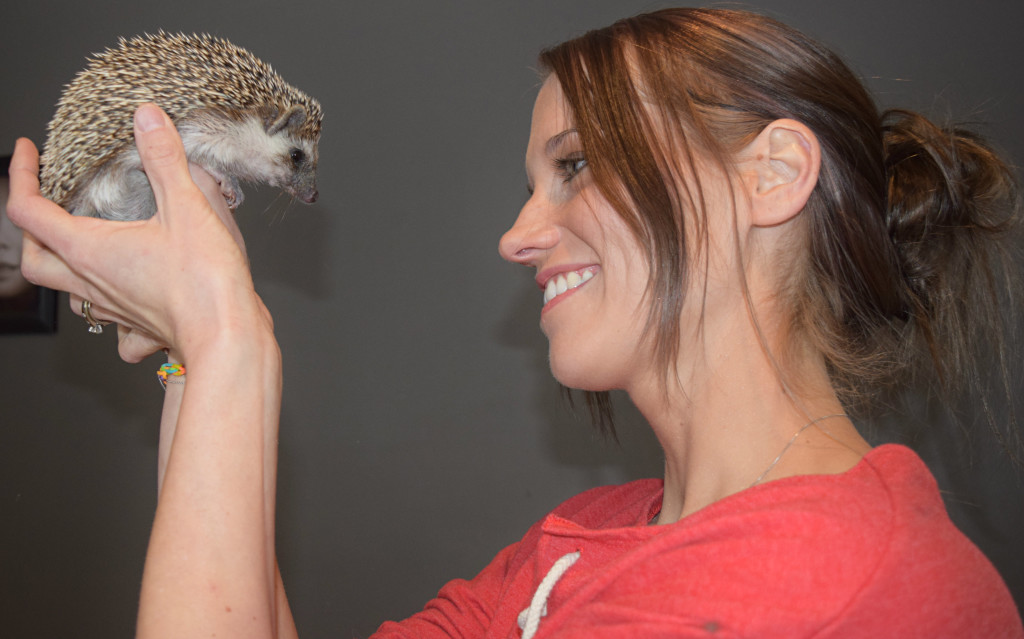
[672,443,1004,589]
[821,443,1021,635]
[729,443,941,530]
[637,443,1023,637]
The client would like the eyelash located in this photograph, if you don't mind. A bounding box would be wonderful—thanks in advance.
[552,153,587,183]
[526,152,589,196]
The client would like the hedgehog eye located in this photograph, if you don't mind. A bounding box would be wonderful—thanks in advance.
[289,148,306,165]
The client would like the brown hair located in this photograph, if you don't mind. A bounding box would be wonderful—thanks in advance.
[540,8,1020,438]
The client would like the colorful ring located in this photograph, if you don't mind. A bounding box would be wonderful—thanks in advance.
[157,363,186,389]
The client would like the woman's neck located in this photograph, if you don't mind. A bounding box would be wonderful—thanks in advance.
[628,308,870,523]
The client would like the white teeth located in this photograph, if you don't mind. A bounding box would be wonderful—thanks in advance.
[542,269,595,306]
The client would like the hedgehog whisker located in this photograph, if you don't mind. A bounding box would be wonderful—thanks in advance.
[263,192,293,226]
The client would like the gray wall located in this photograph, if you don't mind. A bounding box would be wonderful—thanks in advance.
[1,1,1021,636]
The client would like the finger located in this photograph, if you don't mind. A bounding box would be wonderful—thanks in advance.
[18,225,79,292]
[69,291,123,335]
[133,104,202,215]
[7,139,105,261]
[117,324,167,364]
[68,293,84,318]
[67,292,115,324]
[7,140,72,242]
[7,137,41,198]
[188,164,247,255]
[17,216,112,306]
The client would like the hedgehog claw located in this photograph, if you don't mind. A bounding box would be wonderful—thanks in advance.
[214,175,244,210]
[222,179,244,209]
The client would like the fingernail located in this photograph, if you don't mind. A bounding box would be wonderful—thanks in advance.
[135,104,165,132]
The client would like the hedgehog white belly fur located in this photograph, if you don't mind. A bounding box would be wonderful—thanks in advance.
[40,32,323,221]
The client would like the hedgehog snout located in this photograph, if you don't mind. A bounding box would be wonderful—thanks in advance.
[286,180,318,204]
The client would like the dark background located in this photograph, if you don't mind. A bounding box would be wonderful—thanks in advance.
[1,1,1021,636]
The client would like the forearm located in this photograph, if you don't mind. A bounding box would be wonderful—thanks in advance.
[8,108,297,638]
[138,324,285,639]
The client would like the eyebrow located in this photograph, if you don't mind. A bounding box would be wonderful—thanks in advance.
[546,128,579,155]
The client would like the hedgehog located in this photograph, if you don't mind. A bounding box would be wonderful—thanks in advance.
[40,32,323,221]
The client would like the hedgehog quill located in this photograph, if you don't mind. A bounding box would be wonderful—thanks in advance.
[40,32,323,221]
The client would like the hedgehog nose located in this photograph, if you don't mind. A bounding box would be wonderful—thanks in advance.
[303,189,318,204]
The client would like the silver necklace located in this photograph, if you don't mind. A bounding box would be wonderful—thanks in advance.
[750,413,848,487]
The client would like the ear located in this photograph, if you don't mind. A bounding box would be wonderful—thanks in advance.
[740,119,820,228]
[266,104,308,136]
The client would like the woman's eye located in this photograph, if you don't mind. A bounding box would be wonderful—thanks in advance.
[553,153,587,183]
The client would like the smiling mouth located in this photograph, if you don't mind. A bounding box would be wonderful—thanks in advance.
[543,267,596,306]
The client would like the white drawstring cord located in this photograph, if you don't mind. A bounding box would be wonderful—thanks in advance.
[517,551,581,639]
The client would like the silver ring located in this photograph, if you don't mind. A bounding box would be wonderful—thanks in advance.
[81,299,107,335]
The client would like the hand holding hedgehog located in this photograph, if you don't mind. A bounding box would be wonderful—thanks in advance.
[10,103,289,634]
[40,32,323,221]
[9,105,267,362]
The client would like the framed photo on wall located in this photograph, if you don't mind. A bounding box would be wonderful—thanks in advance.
[0,155,58,333]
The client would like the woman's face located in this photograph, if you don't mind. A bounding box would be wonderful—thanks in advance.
[499,77,653,391]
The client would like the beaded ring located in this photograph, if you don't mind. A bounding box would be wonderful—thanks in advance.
[157,363,186,389]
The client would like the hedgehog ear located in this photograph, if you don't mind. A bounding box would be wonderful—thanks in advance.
[267,105,307,136]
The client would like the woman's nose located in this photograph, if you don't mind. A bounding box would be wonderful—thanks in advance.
[499,197,560,266]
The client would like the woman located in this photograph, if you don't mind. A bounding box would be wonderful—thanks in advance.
[7,7,1023,638]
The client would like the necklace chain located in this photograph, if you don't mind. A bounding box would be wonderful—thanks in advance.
[749,413,848,487]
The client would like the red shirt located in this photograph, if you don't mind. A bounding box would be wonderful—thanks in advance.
[374,444,1023,638]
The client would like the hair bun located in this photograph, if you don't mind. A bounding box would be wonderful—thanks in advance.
[883,108,1019,386]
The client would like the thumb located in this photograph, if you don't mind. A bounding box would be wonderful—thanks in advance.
[133,104,200,216]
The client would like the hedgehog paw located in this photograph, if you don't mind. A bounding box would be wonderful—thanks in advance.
[219,176,245,210]
[202,167,244,210]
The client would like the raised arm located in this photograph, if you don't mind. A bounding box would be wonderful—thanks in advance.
[7,104,296,639]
